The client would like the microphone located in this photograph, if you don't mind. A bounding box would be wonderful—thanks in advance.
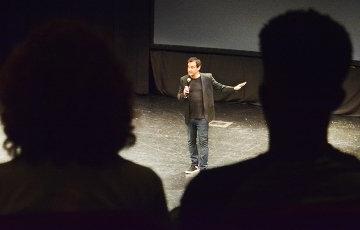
[184,77,191,98]
[186,77,192,85]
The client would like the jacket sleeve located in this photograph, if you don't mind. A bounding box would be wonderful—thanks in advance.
[177,77,187,101]
[210,74,234,93]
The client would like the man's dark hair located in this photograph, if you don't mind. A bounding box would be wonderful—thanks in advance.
[187,57,201,67]
[0,20,135,163]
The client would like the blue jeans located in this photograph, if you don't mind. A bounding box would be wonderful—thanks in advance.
[187,118,209,169]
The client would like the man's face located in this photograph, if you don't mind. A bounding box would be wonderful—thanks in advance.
[187,61,200,77]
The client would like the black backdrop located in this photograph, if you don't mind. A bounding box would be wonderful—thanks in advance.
[151,49,360,116]
[1,0,360,115]
[0,0,150,94]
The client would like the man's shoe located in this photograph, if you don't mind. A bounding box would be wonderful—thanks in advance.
[198,167,207,172]
[184,165,199,174]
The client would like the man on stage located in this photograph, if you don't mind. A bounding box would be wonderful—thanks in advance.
[177,57,246,173]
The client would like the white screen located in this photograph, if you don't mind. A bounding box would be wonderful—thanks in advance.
[154,0,360,61]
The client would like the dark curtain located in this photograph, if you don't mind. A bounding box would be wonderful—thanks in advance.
[0,0,151,94]
[151,50,261,103]
[151,49,360,116]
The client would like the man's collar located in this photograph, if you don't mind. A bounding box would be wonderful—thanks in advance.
[190,73,201,79]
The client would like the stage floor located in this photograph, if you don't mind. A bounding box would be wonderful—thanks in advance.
[0,94,359,211]
[121,95,360,210]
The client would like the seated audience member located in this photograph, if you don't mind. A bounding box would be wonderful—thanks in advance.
[178,9,360,229]
[0,21,169,229]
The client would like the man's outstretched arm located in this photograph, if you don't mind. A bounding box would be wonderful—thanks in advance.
[211,74,246,92]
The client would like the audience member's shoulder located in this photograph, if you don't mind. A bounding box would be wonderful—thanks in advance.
[180,155,269,225]
[185,154,269,196]
[320,144,360,170]
[0,157,29,175]
[0,158,14,168]
[0,156,162,187]
[197,154,268,179]
[114,157,163,184]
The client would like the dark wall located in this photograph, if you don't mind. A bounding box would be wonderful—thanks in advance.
[0,0,151,94]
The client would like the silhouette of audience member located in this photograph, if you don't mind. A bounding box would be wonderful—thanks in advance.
[178,9,360,229]
[0,21,169,229]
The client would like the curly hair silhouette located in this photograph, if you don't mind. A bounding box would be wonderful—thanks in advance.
[0,21,135,163]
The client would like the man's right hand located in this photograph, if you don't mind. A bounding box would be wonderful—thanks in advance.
[183,86,190,97]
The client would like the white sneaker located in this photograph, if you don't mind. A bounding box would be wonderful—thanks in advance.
[184,165,199,174]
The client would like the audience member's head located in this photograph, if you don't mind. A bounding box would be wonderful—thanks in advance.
[259,9,352,139]
[178,9,359,230]
[0,20,135,163]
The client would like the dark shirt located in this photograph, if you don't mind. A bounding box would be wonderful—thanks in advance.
[189,77,204,119]
[179,144,360,229]
[0,156,170,229]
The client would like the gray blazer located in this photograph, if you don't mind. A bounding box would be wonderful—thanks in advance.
[177,73,233,124]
